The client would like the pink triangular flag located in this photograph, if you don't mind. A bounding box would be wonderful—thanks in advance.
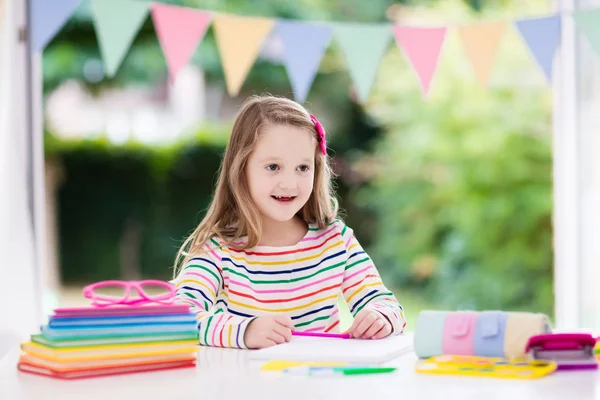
[151,3,212,81]
[393,26,447,97]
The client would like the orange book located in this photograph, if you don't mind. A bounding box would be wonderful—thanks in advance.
[18,357,196,380]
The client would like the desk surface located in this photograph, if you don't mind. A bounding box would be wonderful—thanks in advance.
[1,345,599,400]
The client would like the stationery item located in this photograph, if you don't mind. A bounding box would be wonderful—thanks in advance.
[413,310,447,359]
[18,352,196,372]
[503,312,552,359]
[413,310,552,359]
[283,366,396,376]
[41,322,198,339]
[52,303,191,318]
[17,358,195,380]
[415,354,557,379]
[473,311,508,357]
[526,333,598,370]
[82,280,176,307]
[48,313,198,328]
[17,279,201,380]
[20,340,200,362]
[30,332,199,348]
[291,331,351,339]
[442,311,478,356]
[249,334,413,364]
[261,360,347,371]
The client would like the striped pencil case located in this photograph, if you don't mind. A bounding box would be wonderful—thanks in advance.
[414,310,552,359]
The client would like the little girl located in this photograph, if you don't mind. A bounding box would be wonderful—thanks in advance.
[172,95,406,349]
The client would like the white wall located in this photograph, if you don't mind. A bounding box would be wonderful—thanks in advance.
[0,0,41,348]
[575,0,600,330]
[554,0,600,331]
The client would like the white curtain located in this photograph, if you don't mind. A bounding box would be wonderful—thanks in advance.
[576,0,600,330]
[0,0,40,350]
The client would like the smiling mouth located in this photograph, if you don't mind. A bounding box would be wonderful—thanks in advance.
[271,195,296,202]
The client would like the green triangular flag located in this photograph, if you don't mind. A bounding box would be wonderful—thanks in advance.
[91,0,150,77]
[573,9,600,55]
[332,23,392,102]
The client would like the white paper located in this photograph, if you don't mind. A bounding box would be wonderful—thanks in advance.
[249,334,413,364]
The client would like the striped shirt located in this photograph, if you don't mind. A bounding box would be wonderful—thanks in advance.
[173,219,406,349]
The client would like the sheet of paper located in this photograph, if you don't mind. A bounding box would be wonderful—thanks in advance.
[249,334,413,364]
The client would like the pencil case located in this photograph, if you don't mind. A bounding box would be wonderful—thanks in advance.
[414,310,552,359]
[526,333,598,370]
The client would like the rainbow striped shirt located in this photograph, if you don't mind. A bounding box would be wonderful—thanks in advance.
[173,220,406,349]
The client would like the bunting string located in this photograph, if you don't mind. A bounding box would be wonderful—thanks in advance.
[23,1,600,101]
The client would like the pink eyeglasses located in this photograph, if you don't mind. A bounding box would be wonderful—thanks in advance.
[82,280,176,307]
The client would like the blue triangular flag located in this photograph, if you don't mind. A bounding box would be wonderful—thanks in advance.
[277,21,332,102]
[515,15,561,83]
[31,0,83,50]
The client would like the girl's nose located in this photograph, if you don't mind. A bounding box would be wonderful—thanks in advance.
[278,178,296,190]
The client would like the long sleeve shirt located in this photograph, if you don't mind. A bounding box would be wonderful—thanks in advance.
[172,219,406,349]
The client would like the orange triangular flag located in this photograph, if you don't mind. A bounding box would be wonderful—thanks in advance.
[457,21,506,87]
[213,14,275,96]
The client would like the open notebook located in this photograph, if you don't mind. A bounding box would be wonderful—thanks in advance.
[248,334,413,364]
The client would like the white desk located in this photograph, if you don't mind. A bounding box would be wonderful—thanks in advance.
[1,345,599,400]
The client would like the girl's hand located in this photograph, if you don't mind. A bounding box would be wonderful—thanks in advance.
[346,309,392,339]
[244,315,294,349]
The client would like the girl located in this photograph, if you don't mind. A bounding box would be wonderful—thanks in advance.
[172,95,406,349]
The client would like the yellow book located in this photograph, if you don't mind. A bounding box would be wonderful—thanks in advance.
[20,340,199,362]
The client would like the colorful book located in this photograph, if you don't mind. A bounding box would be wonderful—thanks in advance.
[18,358,196,380]
[18,352,197,371]
[52,304,191,318]
[20,340,200,362]
[31,332,198,348]
[48,313,197,328]
[41,322,198,339]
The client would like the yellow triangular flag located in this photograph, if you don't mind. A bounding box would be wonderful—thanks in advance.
[457,21,506,87]
[213,14,275,96]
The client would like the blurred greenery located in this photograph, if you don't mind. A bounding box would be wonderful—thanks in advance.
[359,1,553,316]
[46,0,555,319]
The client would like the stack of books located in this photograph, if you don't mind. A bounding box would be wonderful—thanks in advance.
[17,303,200,379]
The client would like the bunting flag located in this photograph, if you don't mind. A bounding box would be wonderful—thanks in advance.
[277,21,332,102]
[91,0,150,77]
[213,14,275,96]
[333,23,392,102]
[572,9,600,55]
[151,4,212,81]
[393,26,447,97]
[515,15,561,83]
[457,21,507,87]
[28,2,600,102]
[31,0,83,51]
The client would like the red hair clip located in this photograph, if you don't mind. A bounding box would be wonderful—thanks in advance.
[310,114,327,155]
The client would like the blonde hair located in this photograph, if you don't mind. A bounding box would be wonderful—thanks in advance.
[172,95,339,277]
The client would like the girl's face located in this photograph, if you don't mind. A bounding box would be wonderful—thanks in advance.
[246,123,316,226]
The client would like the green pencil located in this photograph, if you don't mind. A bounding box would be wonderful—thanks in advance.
[284,366,397,376]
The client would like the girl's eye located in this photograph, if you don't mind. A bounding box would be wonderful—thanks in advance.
[298,165,310,172]
[266,164,279,171]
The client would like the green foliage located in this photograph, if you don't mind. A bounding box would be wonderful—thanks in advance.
[51,125,230,283]
[360,3,554,315]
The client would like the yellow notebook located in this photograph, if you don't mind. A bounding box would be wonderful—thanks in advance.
[20,340,199,362]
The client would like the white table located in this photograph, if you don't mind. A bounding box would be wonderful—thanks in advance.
[1,344,599,400]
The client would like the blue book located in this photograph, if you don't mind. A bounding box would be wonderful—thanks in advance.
[41,321,198,339]
[48,313,197,328]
